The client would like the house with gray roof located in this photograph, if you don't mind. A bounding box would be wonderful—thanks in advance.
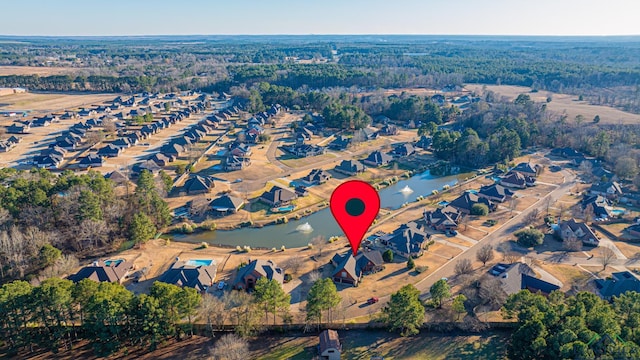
[558,218,599,246]
[363,151,393,167]
[301,169,332,186]
[424,206,461,231]
[478,184,515,203]
[68,259,133,284]
[489,262,560,296]
[159,258,217,292]
[329,135,351,151]
[319,330,342,360]
[210,195,245,215]
[380,222,430,258]
[233,259,284,290]
[260,186,297,207]
[391,143,415,157]
[589,181,623,200]
[595,271,640,301]
[448,192,496,215]
[582,195,612,220]
[335,160,366,176]
[182,175,215,195]
[511,162,540,177]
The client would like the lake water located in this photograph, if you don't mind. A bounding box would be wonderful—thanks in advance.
[176,170,461,248]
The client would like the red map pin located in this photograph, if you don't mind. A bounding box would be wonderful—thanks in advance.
[330,180,380,256]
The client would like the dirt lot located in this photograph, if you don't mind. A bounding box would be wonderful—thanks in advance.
[0,65,82,76]
[0,92,115,112]
[465,84,640,125]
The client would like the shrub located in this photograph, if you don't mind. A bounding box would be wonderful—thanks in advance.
[199,221,217,231]
[307,243,314,249]
[515,228,544,247]
[407,257,416,269]
[200,242,208,249]
[471,203,489,216]
[284,273,292,282]
[416,265,429,273]
[382,249,394,263]
[281,245,286,251]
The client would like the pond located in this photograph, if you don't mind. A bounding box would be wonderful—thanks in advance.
[175,169,465,248]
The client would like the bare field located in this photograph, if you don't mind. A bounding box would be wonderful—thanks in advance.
[0,65,84,76]
[0,92,115,112]
[465,84,640,125]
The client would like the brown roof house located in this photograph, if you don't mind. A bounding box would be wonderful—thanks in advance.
[260,185,297,207]
[499,171,536,189]
[319,329,342,360]
[233,259,284,290]
[68,259,133,284]
[558,218,600,246]
[159,258,217,292]
[330,250,384,287]
[334,160,366,176]
[448,192,496,215]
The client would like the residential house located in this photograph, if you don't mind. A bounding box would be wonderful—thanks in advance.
[223,155,251,171]
[68,259,133,284]
[32,117,53,127]
[558,218,600,246]
[379,124,398,136]
[624,224,640,240]
[511,162,540,177]
[78,154,104,169]
[78,108,97,117]
[380,222,429,258]
[589,182,623,200]
[233,259,284,290]
[131,160,162,177]
[7,123,29,134]
[160,143,184,159]
[391,143,415,157]
[284,143,326,158]
[158,258,217,292]
[97,144,122,158]
[360,127,379,141]
[362,151,393,167]
[182,175,215,195]
[478,184,515,203]
[260,186,297,207]
[301,168,332,186]
[210,195,245,215]
[415,135,432,149]
[489,262,560,296]
[591,167,617,182]
[334,160,366,176]
[34,154,64,169]
[228,142,252,157]
[329,135,351,151]
[551,147,584,159]
[499,171,535,189]
[448,192,495,215]
[318,330,342,360]
[582,195,612,220]
[595,271,640,301]
[104,170,129,184]
[424,206,462,231]
[330,250,384,287]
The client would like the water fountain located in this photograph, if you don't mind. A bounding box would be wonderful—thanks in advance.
[400,185,414,194]
[296,222,314,233]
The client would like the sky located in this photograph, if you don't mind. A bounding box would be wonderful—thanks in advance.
[2,0,639,36]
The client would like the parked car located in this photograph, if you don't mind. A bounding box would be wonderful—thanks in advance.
[367,297,379,305]
[217,281,226,290]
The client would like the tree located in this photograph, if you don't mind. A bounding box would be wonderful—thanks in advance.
[454,258,474,276]
[253,277,290,325]
[515,228,544,247]
[429,279,450,308]
[615,157,638,180]
[593,115,601,123]
[600,246,616,270]
[39,244,61,268]
[158,170,173,195]
[282,256,303,275]
[407,257,415,269]
[129,211,156,243]
[381,285,425,336]
[311,235,327,258]
[199,294,227,336]
[210,333,249,360]
[563,235,583,252]
[306,278,341,327]
[476,244,495,266]
[418,121,438,136]
[523,208,540,226]
[471,203,489,216]
[382,249,394,263]
[451,294,467,320]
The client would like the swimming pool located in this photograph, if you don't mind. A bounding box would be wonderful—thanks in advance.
[611,209,625,216]
[104,259,123,267]
[438,201,449,207]
[273,205,295,213]
[466,189,478,194]
[186,259,214,267]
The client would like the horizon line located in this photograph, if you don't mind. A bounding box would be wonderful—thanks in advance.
[1,33,640,38]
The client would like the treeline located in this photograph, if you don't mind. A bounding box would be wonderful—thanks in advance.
[503,290,640,359]
[0,279,200,356]
[0,74,174,93]
[0,168,170,280]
